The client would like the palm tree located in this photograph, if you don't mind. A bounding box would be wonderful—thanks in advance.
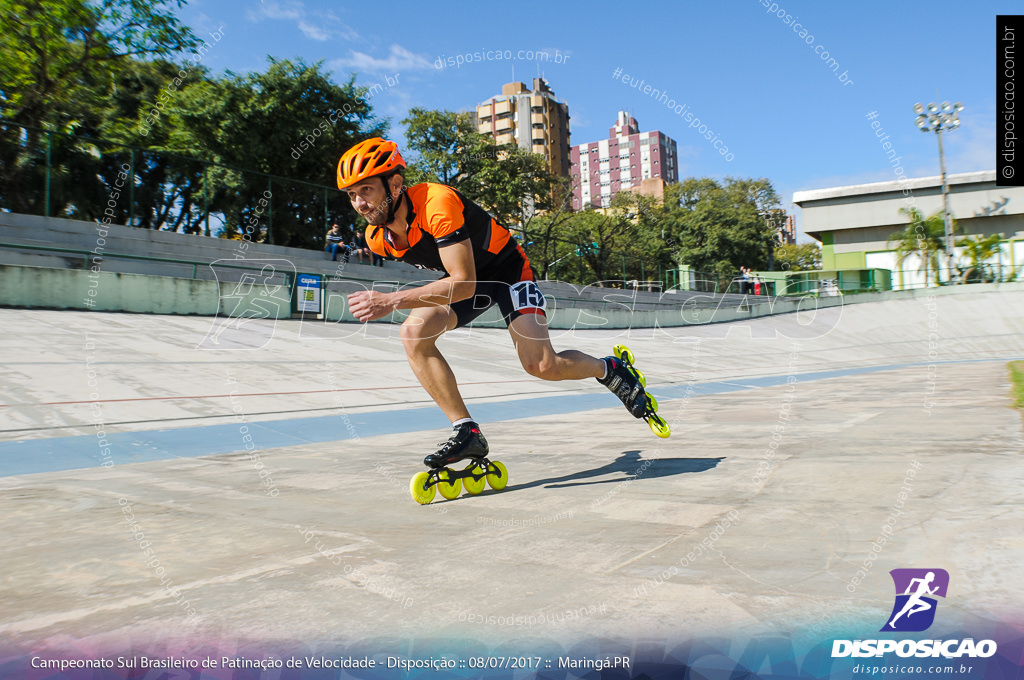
[888,207,948,287]
[956,233,1003,283]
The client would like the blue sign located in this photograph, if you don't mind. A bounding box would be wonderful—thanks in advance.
[296,273,321,313]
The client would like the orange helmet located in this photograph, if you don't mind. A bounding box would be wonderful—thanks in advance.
[337,137,406,189]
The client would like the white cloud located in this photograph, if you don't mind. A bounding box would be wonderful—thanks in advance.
[298,20,331,41]
[330,44,434,74]
[250,0,303,21]
[248,1,356,42]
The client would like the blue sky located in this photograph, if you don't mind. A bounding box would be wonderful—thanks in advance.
[178,0,1005,239]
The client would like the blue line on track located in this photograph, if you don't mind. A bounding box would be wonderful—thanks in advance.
[1,357,1019,477]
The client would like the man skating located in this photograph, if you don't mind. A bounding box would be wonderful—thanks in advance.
[339,138,667,475]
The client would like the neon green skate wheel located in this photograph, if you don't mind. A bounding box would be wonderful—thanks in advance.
[463,463,486,495]
[634,367,647,387]
[410,471,436,505]
[613,344,635,365]
[437,469,462,500]
[647,394,658,412]
[649,414,671,439]
[486,460,508,490]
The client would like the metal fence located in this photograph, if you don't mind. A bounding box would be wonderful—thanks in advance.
[0,121,348,247]
[889,263,1020,289]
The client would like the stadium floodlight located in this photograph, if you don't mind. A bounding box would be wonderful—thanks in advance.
[912,100,964,281]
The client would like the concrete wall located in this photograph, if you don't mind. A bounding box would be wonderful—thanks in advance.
[0,262,839,333]
[4,260,1022,335]
[0,212,776,314]
[2,212,889,333]
[0,264,218,315]
[0,211,427,284]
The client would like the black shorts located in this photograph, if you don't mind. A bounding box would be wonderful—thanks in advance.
[449,255,547,328]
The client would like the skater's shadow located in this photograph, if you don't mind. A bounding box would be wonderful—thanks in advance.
[493,450,722,495]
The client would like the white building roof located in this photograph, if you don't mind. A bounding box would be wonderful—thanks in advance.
[793,170,996,205]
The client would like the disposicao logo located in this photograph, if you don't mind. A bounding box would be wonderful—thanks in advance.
[832,569,997,659]
[882,568,948,632]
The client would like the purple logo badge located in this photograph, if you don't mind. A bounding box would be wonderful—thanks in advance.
[881,568,950,632]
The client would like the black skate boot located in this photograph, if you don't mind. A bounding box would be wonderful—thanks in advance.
[423,421,489,469]
[598,356,648,418]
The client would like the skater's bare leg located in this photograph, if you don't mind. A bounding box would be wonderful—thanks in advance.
[509,313,604,381]
[400,306,471,423]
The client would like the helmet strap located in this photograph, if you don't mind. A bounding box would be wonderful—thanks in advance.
[383,175,404,225]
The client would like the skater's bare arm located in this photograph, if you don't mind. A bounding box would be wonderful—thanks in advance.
[347,241,476,322]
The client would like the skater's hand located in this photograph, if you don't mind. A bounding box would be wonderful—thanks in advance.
[347,289,395,323]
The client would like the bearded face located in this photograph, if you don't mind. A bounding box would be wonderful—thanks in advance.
[347,176,401,226]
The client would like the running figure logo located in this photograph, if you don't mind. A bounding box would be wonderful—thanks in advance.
[881,568,950,632]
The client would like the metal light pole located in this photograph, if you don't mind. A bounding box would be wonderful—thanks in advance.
[758,209,779,272]
[914,100,962,281]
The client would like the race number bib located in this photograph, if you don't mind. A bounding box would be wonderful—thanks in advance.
[509,281,546,312]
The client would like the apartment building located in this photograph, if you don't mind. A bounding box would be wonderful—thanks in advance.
[475,78,571,179]
[570,112,678,210]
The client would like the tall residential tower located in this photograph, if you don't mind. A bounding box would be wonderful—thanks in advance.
[475,78,571,179]
[570,112,678,210]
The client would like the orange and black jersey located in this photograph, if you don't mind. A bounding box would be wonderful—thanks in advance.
[365,183,528,277]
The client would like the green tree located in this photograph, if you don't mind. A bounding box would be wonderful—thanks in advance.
[529,180,781,288]
[661,176,780,287]
[401,108,477,186]
[165,59,382,246]
[520,209,567,280]
[66,58,215,230]
[956,232,1003,283]
[469,145,561,229]
[547,206,639,283]
[522,214,577,281]
[105,60,216,232]
[0,0,198,125]
[400,107,560,229]
[0,51,212,226]
[774,243,821,271]
[608,190,673,283]
[1,48,383,241]
[888,207,948,286]
[0,0,199,213]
